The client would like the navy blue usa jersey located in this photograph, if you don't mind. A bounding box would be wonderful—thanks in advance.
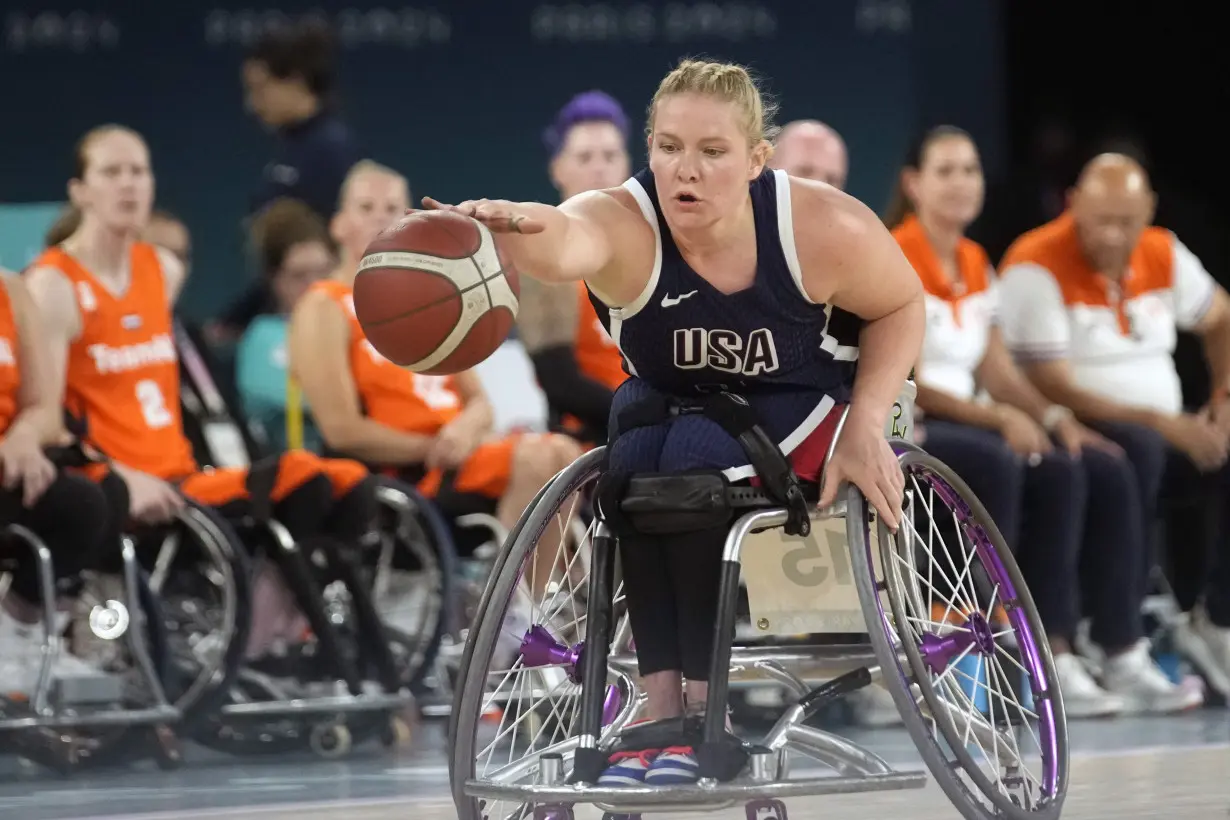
[590,168,862,479]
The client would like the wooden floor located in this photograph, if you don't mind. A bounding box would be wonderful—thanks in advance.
[73,746,1230,820]
[4,716,1226,820]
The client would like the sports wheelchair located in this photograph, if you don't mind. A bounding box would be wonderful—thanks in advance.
[448,381,1070,820]
[0,523,179,773]
[137,479,430,759]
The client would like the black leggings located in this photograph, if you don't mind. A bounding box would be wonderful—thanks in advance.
[0,470,127,603]
[618,525,729,681]
[923,419,1145,650]
[215,473,379,545]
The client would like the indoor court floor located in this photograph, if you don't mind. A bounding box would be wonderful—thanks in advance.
[1,712,1226,820]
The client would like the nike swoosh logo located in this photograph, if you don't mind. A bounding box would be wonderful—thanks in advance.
[661,291,698,308]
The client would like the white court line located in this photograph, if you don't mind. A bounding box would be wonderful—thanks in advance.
[72,795,450,820]
[66,741,1230,820]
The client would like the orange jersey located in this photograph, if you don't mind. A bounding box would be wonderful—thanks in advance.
[32,245,196,479]
[0,280,21,437]
[892,214,993,318]
[312,279,462,436]
[572,282,627,391]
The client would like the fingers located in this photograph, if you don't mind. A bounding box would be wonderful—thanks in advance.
[420,196,453,212]
[22,464,52,508]
[818,462,843,508]
[862,481,899,533]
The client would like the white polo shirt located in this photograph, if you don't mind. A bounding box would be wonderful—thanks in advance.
[893,215,997,402]
[997,214,1215,416]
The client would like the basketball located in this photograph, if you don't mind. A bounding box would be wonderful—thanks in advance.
[352,210,521,374]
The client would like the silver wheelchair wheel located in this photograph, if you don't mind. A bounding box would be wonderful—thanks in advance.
[145,503,253,729]
[450,447,634,820]
[368,478,457,694]
[853,444,1069,820]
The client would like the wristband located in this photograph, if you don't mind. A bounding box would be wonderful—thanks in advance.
[1041,404,1073,432]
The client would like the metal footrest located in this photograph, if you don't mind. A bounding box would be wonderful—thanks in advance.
[465,770,927,811]
[0,704,179,730]
[221,690,412,718]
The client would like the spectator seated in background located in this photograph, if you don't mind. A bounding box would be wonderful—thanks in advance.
[287,160,581,594]
[998,152,1230,702]
[891,127,1198,715]
[768,119,848,189]
[516,91,632,445]
[234,199,337,451]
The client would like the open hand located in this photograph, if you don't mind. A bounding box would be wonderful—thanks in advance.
[0,434,55,507]
[420,197,545,235]
[819,414,905,532]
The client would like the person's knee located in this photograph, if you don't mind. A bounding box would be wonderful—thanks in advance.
[511,434,573,487]
[1033,451,1086,497]
[271,473,333,538]
[1082,448,1138,503]
[1099,422,1166,486]
[547,433,583,468]
[329,474,380,541]
[34,472,112,542]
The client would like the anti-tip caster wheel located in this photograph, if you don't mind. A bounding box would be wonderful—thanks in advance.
[381,714,412,748]
[746,798,789,820]
[309,722,352,759]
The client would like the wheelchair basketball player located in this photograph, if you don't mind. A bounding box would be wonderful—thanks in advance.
[422,58,924,785]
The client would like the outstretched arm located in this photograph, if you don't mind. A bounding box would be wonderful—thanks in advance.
[422,188,651,306]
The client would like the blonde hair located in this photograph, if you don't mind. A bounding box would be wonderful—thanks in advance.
[648,58,779,146]
[338,159,410,209]
[73,124,145,179]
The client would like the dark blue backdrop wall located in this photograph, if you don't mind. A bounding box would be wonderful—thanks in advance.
[0,0,1004,320]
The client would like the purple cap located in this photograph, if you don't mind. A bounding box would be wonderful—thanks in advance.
[543,90,629,157]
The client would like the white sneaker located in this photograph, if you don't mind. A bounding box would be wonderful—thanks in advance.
[1053,653,1125,719]
[1102,640,1204,714]
[1185,606,1230,698]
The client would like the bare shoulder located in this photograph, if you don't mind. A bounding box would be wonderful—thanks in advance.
[23,263,75,301]
[785,177,907,303]
[559,185,644,229]
[290,285,348,338]
[0,268,33,302]
[22,264,80,335]
[788,177,884,255]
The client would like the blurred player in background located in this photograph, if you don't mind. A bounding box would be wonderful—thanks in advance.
[26,124,377,660]
[289,160,581,600]
[517,91,633,445]
[769,119,848,189]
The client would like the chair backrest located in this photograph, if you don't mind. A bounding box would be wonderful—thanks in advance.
[176,320,255,468]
